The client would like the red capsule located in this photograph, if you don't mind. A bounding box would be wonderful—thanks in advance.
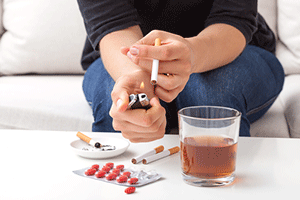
[125,187,136,194]
[101,166,111,173]
[111,169,120,176]
[115,165,125,171]
[91,164,99,170]
[95,170,106,178]
[117,175,128,183]
[106,173,117,180]
[85,168,96,176]
[105,162,114,169]
[122,171,131,178]
[128,177,138,184]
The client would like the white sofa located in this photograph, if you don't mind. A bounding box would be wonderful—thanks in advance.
[0,0,299,138]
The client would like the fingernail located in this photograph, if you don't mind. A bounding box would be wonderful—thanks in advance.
[117,99,123,109]
[130,47,139,55]
[127,51,132,59]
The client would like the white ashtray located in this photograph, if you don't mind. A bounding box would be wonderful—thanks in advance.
[70,137,130,159]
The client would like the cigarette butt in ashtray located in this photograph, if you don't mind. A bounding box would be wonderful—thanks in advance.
[76,131,101,148]
[142,146,180,164]
[151,38,161,85]
[131,145,164,164]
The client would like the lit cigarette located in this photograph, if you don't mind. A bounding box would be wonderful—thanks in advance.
[132,145,164,164]
[142,146,180,164]
[76,131,101,148]
[151,38,161,85]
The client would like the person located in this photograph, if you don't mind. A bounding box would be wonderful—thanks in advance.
[77,0,284,143]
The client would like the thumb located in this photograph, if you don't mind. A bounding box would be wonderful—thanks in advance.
[115,90,129,112]
[149,96,161,108]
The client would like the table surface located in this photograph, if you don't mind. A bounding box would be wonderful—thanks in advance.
[1,129,299,200]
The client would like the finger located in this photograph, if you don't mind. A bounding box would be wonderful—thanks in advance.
[155,86,181,103]
[112,97,165,128]
[130,43,183,61]
[126,55,190,76]
[135,30,178,46]
[126,97,165,127]
[158,59,192,75]
[126,51,152,72]
[147,97,166,117]
[112,90,129,112]
[110,108,155,128]
[128,135,164,143]
[113,110,165,133]
[120,46,130,56]
[121,118,166,142]
[157,73,182,91]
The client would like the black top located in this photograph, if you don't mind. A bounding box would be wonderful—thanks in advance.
[77,0,275,70]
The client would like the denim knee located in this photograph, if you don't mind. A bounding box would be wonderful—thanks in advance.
[175,45,284,136]
[82,58,116,132]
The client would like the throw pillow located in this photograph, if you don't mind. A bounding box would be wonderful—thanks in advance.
[0,0,87,75]
[276,0,300,75]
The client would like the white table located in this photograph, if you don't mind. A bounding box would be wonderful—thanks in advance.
[0,129,299,200]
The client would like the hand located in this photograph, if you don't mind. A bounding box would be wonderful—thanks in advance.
[109,70,166,143]
[121,30,195,102]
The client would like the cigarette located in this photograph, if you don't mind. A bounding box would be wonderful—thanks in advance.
[151,38,161,85]
[76,131,101,148]
[142,146,180,164]
[131,145,164,164]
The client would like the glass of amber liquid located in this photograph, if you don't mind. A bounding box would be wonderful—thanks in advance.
[178,106,241,187]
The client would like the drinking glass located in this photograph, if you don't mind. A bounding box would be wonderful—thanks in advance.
[178,106,241,187]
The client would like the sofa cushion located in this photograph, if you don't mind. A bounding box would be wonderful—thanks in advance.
[0,75,93,131]
[250,95,290,138]
[276,0,300,75]
[279,75,300,138]
[0,0,3,36]
[0,0,86,75]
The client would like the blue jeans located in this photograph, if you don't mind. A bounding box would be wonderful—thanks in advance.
[82,45,284,136]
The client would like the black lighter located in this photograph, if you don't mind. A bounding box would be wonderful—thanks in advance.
[128,93,151,110]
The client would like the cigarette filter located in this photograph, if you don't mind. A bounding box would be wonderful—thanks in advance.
[132,145,164,164]
[142,146,180,164]
[151,38,161,85]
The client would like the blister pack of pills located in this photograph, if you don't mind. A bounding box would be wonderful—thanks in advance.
[73,162,162,187]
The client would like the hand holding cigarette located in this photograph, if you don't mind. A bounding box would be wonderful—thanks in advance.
[121,30,194,103]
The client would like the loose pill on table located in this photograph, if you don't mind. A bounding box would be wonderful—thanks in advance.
[125,187,136,194]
